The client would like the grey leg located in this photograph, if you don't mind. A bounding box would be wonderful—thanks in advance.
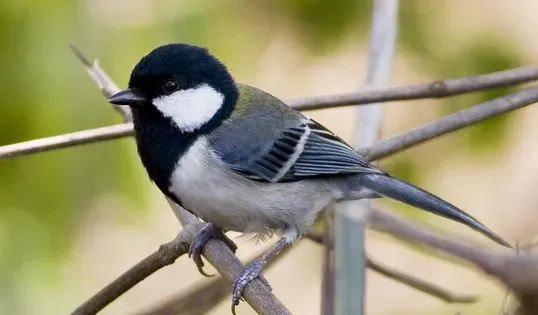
[231,227,299,314]
[188,223,238,277]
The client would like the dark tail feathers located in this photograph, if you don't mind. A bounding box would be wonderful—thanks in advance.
[358,173,512,248]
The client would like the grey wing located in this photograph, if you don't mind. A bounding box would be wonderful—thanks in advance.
[211,113,311,182]
[291,116,385,179]
[211,113,384,183]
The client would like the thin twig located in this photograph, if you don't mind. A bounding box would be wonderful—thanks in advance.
[134,244,295,315]
[366,255,478,303]
[368,207,538,314]
[135,234,477,315]
[0,124,133,161]
[167,202,292,315]
[289,66,538,110]
[72,225,200,315]
[71,45,538,113]
[360,85,538,161]
[69,45,132,121]
[305,231,479,304]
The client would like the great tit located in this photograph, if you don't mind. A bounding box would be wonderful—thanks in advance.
[108,43,510,312]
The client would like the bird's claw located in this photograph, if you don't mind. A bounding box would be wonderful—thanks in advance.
[188,223,237,277]
[231,260,272,315]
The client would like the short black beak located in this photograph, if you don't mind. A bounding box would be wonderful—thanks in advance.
[108,89,146,106]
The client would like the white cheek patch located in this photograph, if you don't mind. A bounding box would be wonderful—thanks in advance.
[152,84,224,132]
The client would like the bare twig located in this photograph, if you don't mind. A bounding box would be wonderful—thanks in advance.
[74,217,294,315]
[70,43,538,113]
[360,85,538,161]
[167,202,292,315]
[368,208,538,314]
[366,255,478,303]
[305,230,479,304]
[134,244,294,315]
[69,45,132,121]
[0,46,137,163]
[0,124,133,161]
[290,66,538,110]
[72,224,200,315]
[136,234,477,315]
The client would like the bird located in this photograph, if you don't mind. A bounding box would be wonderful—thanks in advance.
[108,43,511,313]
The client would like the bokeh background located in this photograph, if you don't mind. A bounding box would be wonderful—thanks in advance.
[1,0,538,314]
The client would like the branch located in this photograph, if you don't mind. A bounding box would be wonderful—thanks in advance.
[289,66,538,110]
[0,45,138,162]
[136,236,477,315]
[0,124,133,161]
[69,45,132,122]
[165,201,292,315]
[71,48,538,113]
[368,208,538,315]
[366,256,478,303]
[72,200,291,315]
[72,224,200,315]
[134,243,294,315]
[305,231,479,304]
[359,85,538,161]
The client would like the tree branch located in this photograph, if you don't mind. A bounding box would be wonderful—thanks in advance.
[133,229,477,315]
[165,202,292,315]
[69,45,132,122]
[0,123,133,161]
[366,255,478,303]
[368,208,538,315]
[289,66,538,110]
[359,85,538,161]
[72,224,201,315]
[305,231,479,304]
[133,243,294,315]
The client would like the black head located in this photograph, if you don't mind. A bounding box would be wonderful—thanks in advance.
[131,44,236,102]
[108,43,238,133]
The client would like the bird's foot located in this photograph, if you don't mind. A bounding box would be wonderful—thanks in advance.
[188,223,237,277]
[231,259,272,314]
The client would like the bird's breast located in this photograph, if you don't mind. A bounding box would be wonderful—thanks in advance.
[168,136,334,234]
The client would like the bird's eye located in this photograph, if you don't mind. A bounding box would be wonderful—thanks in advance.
[162,80,180,94]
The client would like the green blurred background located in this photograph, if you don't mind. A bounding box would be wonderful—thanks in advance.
[1,0,537,314]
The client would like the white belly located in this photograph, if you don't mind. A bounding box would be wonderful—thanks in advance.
[169,137,335,235]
